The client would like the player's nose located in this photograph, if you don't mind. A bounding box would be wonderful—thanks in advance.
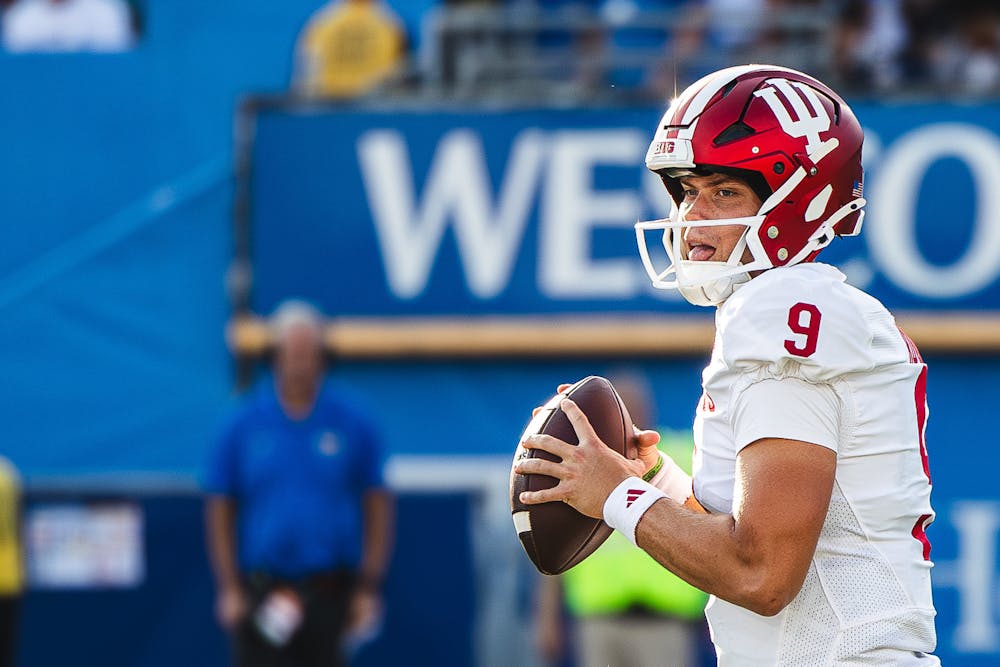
[681,194,708,221]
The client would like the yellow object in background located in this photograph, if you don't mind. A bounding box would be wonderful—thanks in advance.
[0,458,23,596]
[297,0,406,98]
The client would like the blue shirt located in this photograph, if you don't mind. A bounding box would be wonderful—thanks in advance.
[204,380,385,578]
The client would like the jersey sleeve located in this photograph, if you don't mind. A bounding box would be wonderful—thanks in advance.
[731,377,840,453]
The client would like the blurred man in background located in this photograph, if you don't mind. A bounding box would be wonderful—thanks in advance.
[535,374,707,667]
[204,300,393,667]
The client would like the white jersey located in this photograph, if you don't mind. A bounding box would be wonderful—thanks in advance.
[692,263,937,666]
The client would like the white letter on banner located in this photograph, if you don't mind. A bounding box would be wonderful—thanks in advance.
[539,130,645,297]
[357,129,545,299]
[868,123,1000,298]
[937,502,1000,652]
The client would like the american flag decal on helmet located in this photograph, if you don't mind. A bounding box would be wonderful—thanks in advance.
[852,179,864,198]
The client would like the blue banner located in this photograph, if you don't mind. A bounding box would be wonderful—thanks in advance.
[248,105,1000,316]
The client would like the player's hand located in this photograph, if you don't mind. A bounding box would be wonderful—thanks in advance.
[516,398,645,518]
[216,584,248,630]
[532,385,659,473]
[631,425,662,474]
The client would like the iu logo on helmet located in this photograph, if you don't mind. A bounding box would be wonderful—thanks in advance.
[753,78,831,156]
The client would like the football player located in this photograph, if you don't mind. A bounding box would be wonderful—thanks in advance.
[516,65,938,665]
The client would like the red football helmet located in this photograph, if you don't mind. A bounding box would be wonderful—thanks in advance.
[635,64,866,306]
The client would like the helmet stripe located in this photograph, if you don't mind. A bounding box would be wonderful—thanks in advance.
[679,66,758,126]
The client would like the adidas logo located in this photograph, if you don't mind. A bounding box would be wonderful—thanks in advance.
[625,489,645,508]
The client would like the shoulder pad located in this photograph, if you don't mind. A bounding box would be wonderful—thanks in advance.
[717,265,885,380]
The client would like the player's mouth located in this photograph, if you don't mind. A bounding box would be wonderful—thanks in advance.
[688,243,716,261]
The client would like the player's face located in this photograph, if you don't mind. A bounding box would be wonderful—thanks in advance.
[676,173,762,263]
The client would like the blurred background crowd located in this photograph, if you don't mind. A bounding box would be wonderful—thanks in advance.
[3,0,1000,101]
[410,0,1000,102]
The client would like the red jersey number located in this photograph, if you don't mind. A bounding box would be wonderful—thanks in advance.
[784,302,822,357]
[901,328,933,561]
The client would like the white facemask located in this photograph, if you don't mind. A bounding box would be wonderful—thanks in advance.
[634,213,770,307]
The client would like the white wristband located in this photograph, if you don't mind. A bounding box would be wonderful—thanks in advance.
[603,477,666,547]
[648,451,693,504]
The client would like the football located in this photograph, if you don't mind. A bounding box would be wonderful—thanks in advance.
[510,376,633,575]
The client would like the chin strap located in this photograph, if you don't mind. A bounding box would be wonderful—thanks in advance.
[678,268,751,306]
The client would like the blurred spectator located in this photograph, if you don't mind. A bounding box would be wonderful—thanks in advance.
[0,457,22,667]
[535,374,708,667]
[417,0,507,96]
[597,0,681,96]
[832,0,908,91]
[293,0,408,99]
[560,3,609,98]
[830,0,1000,97]
[665,0,836,91]
[894,0,945,87]
[204,300,394,667]
[754,0,831,58]
[1,0,134,53]
[663,0,834,95]
[671,0,768,67]
[935,1,1000,96]
[333,0,1000,102]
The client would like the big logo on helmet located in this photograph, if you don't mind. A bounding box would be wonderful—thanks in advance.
[653,141,675,155]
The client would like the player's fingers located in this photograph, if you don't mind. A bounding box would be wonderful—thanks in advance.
[532,385,572,417]
[521,433,574,459]
[513,456,564,479]
[634,427,661,448]
[519,486,565,505]
[559,399,600,445]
